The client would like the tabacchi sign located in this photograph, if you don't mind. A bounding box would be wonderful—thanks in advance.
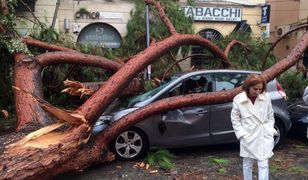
[182,6,242,22]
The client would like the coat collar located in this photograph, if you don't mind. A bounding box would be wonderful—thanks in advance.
[237,91,266,104]
[236,91,268,122]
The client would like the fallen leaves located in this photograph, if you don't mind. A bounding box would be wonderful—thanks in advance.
[134,162,147,169]
[106,152,115,162]
[133,161,158,174]
[149,170,158,174]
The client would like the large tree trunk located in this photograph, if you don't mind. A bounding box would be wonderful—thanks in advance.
[14,53,53,131]
[14,50,122,130]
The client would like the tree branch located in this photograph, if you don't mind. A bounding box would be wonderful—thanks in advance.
[77,33,229,124]
[35,51,122,72]
[22,37,75,52]
[224,39,250,57]
[261,23,308,70]
[145,0,177,35]
[262,32,308,82]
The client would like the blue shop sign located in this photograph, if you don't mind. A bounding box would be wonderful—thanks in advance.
[261,5,270,23]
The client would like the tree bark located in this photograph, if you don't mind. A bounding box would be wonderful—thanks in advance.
[35,51,121,72]
[21,37,75,52]
[14,50,122,130]
[14,53,53,131]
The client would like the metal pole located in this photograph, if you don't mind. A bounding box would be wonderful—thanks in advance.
[51,0,61,29]
[144,3,151,80]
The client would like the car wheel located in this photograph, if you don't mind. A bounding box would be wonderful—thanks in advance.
[112,128,148,160]
[274,120,284,148]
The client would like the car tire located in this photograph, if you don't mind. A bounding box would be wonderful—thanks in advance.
[274,120,285,148]
[111,127,149,160]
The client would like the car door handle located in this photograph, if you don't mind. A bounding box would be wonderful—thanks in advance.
[197,110,208,114]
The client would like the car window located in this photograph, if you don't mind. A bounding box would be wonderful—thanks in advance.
[214,73,247,91]
[128,77,177,107]
[168,75,212,97]
[167,83,183,97]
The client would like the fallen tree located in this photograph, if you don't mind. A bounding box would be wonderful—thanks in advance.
[0,0,308,179]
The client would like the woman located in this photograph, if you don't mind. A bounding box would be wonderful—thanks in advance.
[231,74,277,180]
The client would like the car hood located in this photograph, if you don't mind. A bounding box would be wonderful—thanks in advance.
[112,107,139,121]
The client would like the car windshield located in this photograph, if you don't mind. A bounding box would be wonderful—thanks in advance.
[128,77,178,107]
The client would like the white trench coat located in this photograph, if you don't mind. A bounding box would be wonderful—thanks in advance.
[231,91,277,161]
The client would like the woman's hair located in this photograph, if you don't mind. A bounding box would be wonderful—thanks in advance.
[242,74,266,93]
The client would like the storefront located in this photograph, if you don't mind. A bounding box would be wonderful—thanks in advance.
[15,0,134,49]
[179,0,267,68]
[15,0,268,69]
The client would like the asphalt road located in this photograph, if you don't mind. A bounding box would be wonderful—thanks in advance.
[58,135,308,180]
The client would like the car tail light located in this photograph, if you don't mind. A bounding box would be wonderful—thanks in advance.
[276,82,287,100]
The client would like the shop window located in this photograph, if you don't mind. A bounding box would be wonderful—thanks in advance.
[231,20,252,34]
[15,0,36,12]
[77,22,122,49]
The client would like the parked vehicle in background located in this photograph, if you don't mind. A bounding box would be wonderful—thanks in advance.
[94,70,292,160]
[288,100,308,139]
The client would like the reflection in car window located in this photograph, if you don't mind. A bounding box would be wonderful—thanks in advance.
[128,77,178,107]
[214,73,247,91]
[183,75,211,94]
[167,83,182,97]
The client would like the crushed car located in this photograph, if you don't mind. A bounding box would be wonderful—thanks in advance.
[94,70,292,160]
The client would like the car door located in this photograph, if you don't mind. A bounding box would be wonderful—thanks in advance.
[210,72,248,143]
[154,74,212,148]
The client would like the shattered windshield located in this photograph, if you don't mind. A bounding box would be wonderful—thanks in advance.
[128,77,178,107]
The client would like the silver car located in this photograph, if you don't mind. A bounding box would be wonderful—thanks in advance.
[94,70,291,160]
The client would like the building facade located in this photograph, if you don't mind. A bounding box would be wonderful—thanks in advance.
[15,0,268,68]
[179,0,267,68]
[15,0,134,49]
[267,0,308,59]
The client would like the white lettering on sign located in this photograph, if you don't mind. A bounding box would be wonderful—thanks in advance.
[182,6,242,22]
[99,12,123,19]
[85,34,115,41]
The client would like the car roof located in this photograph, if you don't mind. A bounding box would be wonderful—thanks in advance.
[172,69,261,79]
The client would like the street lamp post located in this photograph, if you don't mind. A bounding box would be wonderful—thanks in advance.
[51,0,61,29]
[144,3,151,80]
